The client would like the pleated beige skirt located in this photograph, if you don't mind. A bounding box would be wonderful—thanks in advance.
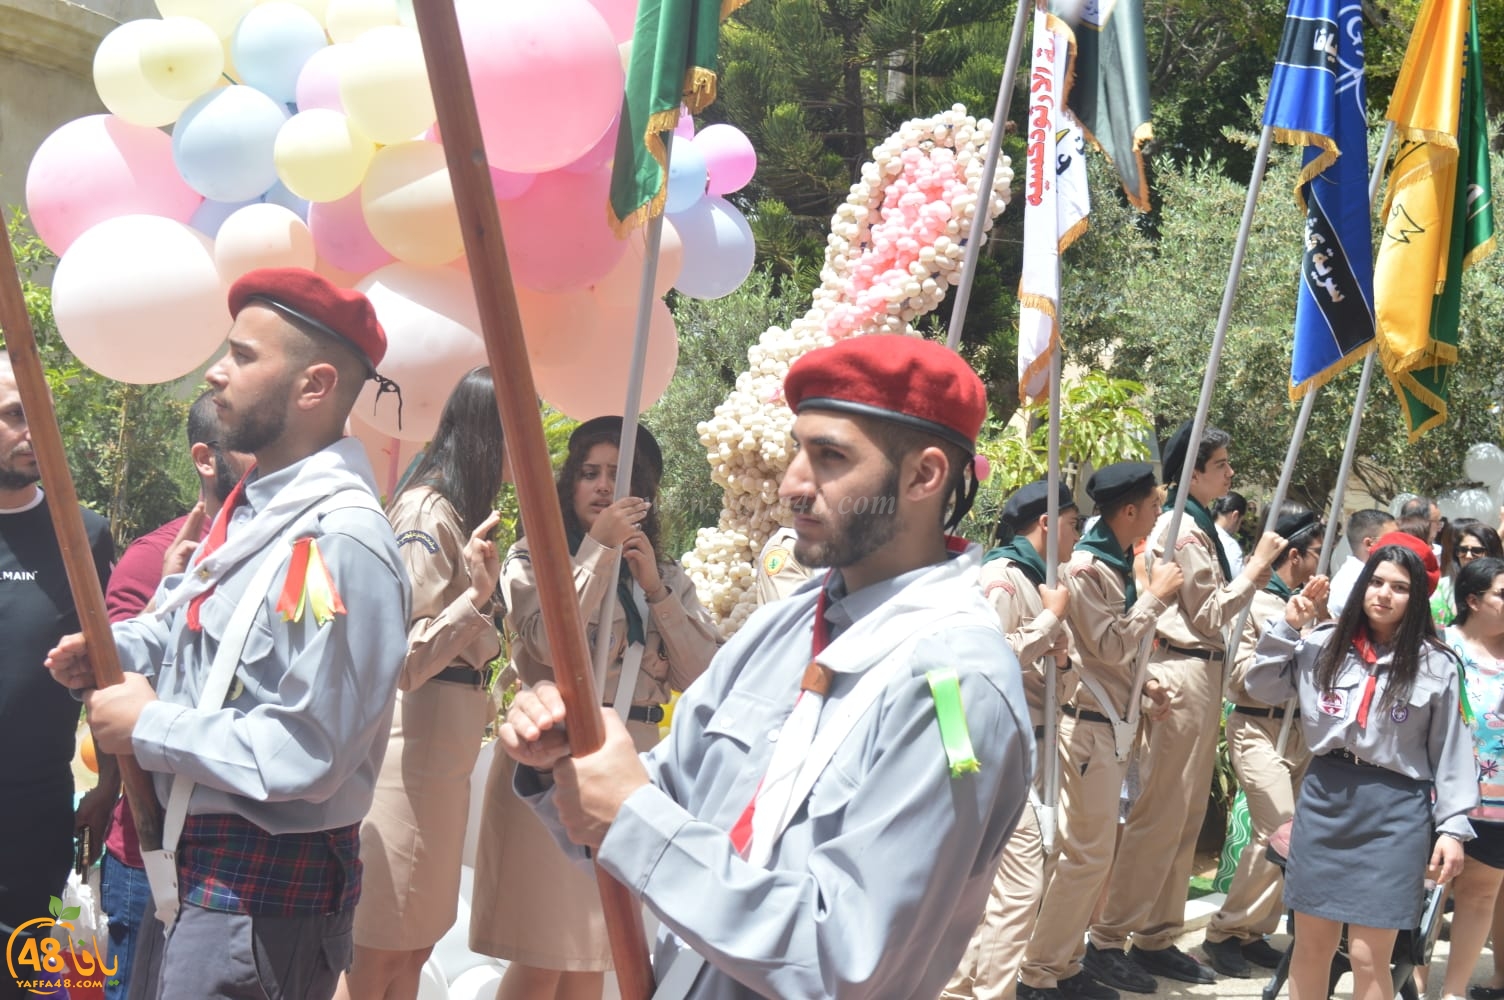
[469,720,658,970]
[354,678,491,950]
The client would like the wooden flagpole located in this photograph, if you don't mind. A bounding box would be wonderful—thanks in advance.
[408,5,655,997]
[0,230,164,855]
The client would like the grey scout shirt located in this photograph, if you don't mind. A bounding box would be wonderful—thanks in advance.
[519,547,1035,998]
[1247,620,1477,838]
[115,440,412,835]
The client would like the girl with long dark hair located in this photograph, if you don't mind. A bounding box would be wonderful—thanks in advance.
[1247,543,1477,1000]
[472,416,721,1000]
[339,367,508,1000]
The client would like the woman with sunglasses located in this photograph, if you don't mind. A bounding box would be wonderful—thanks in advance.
[1434,520,1504,626]
[1247,541,1477,1000]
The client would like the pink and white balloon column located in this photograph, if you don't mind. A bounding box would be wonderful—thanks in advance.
[682,106,1013,631]
[25,0,763,445]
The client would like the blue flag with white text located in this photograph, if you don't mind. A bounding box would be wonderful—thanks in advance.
[1263,0,1375,399]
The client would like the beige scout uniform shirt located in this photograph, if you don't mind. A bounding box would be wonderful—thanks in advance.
[980,557,1074,729]
[1062,548,1168,716]
[754,526,812,605]
[1226,587,1288,707]
[389,487,502,691]
[1150,509,1257,652]
[504,533,722,711]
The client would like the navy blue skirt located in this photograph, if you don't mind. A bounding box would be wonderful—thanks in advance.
[1285,753,1432,929]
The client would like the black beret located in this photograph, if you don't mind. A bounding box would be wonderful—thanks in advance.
[1001,480,1076,530]
[1086,462,1157,506]
[1275,508,1320,540]
[570,416,664,476]
[1160,419,1194,486]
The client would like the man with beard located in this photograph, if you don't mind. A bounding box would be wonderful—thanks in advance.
[45,268,410,1000]
[83,390,251,1000]
[0,350,113,1000]
[500,335,1034,998]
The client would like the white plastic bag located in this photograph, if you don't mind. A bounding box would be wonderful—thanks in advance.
[51,835,108,950]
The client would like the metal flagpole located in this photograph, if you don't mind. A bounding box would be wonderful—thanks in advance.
[1276,121,1395,755]
[591,171,672,698]
[1314,120,1397,581]
[1123,125,1277,729]
[946,0,1033,350]
[1040,329,1063,853]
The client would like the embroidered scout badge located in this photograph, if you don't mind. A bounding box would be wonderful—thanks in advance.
[1318,690,1346,717]
[1390,704,1410,724]
[762,546,792,576]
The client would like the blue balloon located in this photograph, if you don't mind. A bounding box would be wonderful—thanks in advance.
[665,136,708,215]
[173,86,289,203]
[263,181,310,221]
[190,197,260,237]
[669,196,755,300]
[232,2,328,104]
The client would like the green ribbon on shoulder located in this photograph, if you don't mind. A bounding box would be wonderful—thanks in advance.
[926,668,980,777]
[1165,489,1232,581]
[982,537,1046,587]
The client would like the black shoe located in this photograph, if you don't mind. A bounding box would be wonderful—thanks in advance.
[1128,944,1217,985]
[1201,936,1251,978]
[1058,970,1120,1000]
[1469,987,1504,1000]
[1240,937,1285,969]
[1017,983,1062,1000]
[1082,943,1157,995]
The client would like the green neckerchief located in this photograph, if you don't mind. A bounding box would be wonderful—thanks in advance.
[982,537,1046,587]
[567,529,646,646]
[1166,489,1232,581]
[1075,519,1136,610]
[1265,573,1293,601]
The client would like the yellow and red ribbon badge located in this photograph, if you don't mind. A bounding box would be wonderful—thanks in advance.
[276,538,346,626]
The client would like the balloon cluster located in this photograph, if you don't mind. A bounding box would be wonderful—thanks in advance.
[1430,443,1504,525]
[681,106,1012,630]
[25,0,759,438]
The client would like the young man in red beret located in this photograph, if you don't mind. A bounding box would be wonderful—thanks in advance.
[46,268,412,1000]
[502,335,1034,998]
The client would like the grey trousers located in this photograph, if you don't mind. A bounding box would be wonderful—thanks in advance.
[127,903,354,1000]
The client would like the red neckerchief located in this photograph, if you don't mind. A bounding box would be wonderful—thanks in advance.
[185,473,251,631]
[1352,623,1381,729]
[728,576,834,855]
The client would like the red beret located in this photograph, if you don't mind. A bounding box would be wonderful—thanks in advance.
[783,336,986,452]
[1372,530,1440,596]
[228,267,386,374]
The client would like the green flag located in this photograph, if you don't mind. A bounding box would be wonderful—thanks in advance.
[1069,0,1154,211]
[608,0,744,234]
[1385,1,1495,439]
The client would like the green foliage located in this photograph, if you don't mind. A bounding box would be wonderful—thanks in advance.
[963,373,1153,541]
[5,213,195,547]
[648,272,806,557]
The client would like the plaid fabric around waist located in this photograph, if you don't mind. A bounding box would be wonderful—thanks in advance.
[179,814,361,916]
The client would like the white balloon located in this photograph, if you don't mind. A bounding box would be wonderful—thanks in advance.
[447,965,505,1000]
[1457,488,1498,523]
[417,959,449,1000]
[1390,493,1417,519]
[1464,443,1504,488]
[354,264,487,440]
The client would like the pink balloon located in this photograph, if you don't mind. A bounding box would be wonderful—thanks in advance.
[489,164,535,201]
[295,43,352,112]
[308,190,394,274]
[674,106,695,140]
[586,0,637,43]
[457,0,623,173]
[590,215,682,303]
[497,167,628,293]
[25,115,203,255]
[515,286,597,370]
[694,123,757,196]
[564,116,620,175]
[533,295,678,420]
[347,412,425,498]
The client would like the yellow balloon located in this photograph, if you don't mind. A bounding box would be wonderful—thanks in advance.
[139,17,225,101]
[325,0,400,43]
[263,0,330,27]
[156,0,256,38]
[275,109,377,203]
[94,21,194,127]
[361,141,463,266]
[339,26,435,146]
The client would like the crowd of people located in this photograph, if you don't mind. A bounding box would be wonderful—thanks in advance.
[4,266,1504,1000]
